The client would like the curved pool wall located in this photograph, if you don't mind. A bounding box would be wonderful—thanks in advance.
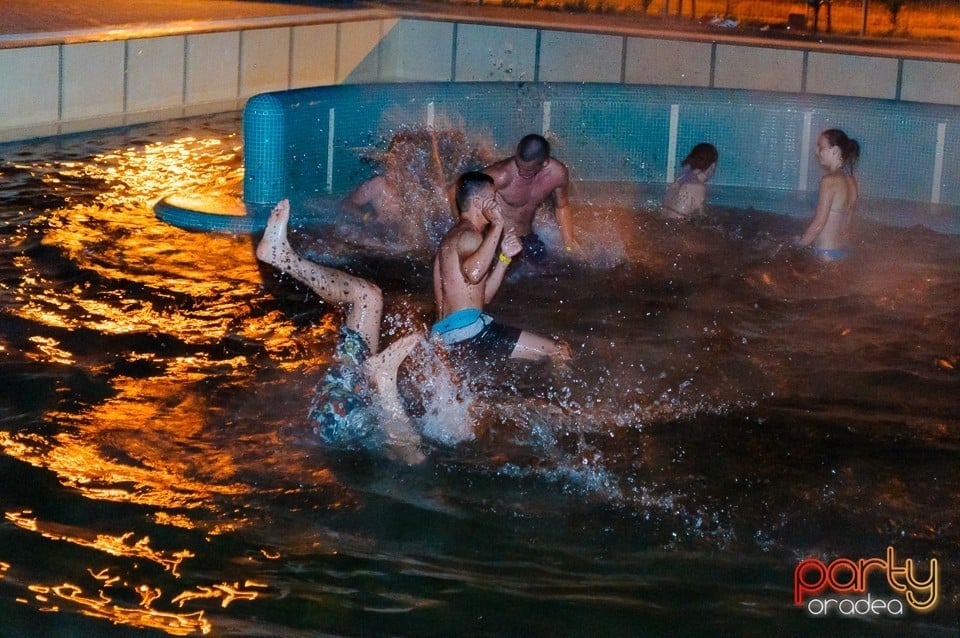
[240,81,960,233]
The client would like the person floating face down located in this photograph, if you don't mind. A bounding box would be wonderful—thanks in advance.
[794,128,860,261]
[256,198,425,464]
[475,133,579,260]
[661,142,719,220]
[431,171,571,364]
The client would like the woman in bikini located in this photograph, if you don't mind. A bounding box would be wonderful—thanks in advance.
[795,129,860,261]
[661,142,718,220]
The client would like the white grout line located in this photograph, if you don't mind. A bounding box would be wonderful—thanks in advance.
[427,101,435,128]
[326,107,335,194]
[542,100,551,135]
[799,111,812,191]
[666,103,679,183]
[932,122,946,204]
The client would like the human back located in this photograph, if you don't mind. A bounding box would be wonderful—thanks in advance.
[796,128,861,257]
[661,142,718,220]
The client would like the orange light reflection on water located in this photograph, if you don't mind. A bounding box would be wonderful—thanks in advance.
[5,512,270,634]
[171,580,268,609]
[28,582,212,636]
[5,511,192,575]
[0,424,251,525]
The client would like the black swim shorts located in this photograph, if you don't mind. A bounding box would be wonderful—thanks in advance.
[519,232,548,263]
[449,319,522,362]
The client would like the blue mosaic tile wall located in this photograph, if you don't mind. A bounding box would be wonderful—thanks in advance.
[243,82,960,208]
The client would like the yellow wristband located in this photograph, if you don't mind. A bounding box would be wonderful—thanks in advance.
[498,253,512,265]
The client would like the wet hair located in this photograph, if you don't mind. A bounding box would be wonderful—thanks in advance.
[820,128,860,171]
[516,134,550,163]
[455,171,494,213]
[681,143,719,171]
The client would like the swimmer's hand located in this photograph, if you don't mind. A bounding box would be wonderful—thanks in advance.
[500,228,522,259]
[553,340,573,363]
[480,196,504,226]
[562,238,583,256]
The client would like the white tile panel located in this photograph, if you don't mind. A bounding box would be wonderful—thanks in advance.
[381,19,454,81]
[62,41,124,120]
[624,38,712,87]
[126,36,186,112]
[454,23,537,82]
[539,29,622,83]
[240,27,292,98]
[714,44,803,92]
[0,46,59,128]
[291,24,337,88]
[338,20,384,83]
[185,31,240,105]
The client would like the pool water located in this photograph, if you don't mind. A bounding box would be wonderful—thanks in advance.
[0,113,958,636]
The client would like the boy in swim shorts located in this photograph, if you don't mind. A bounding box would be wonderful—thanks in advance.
[430,308,522,363]
[432,172,570,364]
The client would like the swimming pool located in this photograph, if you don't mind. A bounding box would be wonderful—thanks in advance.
[2,109,959,636]
[226,81,960,233]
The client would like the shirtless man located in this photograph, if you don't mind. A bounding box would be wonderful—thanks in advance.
[339,173,404,223]
[257,199,424,463]
[431,171,570,363]
[481,133,579,259]
[795,129,860,261]
[340,130,449,249]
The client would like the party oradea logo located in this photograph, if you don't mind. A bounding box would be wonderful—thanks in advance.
[794,546,939,617]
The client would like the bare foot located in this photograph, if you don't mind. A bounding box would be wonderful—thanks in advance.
[365,333,426,464]
[364,333,420,387]
[255,199,293,266]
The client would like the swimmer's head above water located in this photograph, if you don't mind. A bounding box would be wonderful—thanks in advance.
[661,142,719,219]
[816,129,860,173]
[681,142,719,174]
[514,133,551,178]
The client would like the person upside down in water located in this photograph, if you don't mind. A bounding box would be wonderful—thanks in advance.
[256,199,425,464]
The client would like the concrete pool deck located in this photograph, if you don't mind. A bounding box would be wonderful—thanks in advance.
[3,0,960,59]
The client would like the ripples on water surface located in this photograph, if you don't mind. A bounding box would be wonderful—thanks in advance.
[0,113,957,636]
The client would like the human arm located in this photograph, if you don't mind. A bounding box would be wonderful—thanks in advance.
[482,228,521,304]
[551,165,580,251]
[459,206,504,285]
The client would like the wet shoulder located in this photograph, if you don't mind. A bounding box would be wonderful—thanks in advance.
[544,158,569,183]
